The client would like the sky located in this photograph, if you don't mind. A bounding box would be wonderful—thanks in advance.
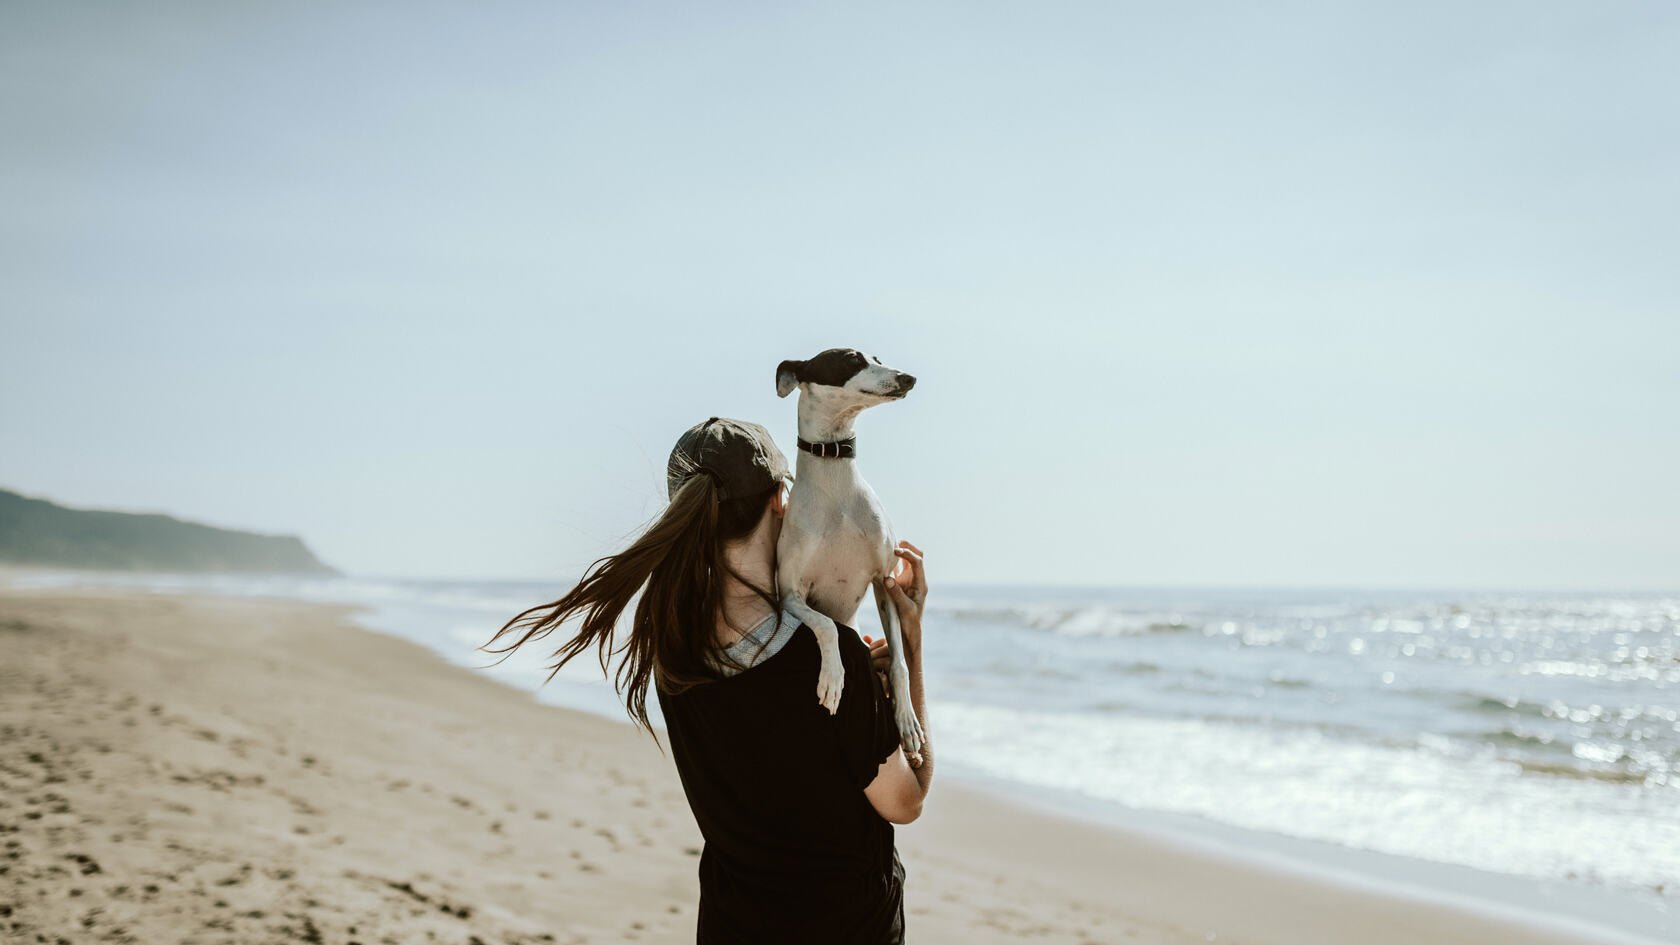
[2,1,1677,590]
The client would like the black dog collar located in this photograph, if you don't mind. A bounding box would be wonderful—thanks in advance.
[797,436,856,459]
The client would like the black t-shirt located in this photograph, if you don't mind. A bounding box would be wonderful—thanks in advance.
[656,621,904,945]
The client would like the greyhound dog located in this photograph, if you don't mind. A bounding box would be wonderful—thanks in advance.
[774,347,925,767]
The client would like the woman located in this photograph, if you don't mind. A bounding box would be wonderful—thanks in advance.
[482,417,933,944]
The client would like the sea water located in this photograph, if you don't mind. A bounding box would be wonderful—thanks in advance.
[9,571,1676,937]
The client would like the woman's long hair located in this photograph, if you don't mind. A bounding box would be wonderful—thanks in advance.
[480,470,780,737]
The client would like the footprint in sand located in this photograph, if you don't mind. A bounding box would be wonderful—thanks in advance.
[64,852,101,875]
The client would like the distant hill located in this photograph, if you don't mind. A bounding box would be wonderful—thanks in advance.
[0,488,338,575]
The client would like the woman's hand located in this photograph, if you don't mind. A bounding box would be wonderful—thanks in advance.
[864,541,927,693]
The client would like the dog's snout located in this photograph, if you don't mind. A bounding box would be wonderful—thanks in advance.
[898,373,916,390]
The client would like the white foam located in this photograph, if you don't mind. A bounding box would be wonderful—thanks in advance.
[933,699,1680,897]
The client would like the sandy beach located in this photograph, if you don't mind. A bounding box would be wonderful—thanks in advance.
[0,587,1660,945]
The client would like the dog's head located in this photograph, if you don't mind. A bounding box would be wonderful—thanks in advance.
[776,348,916,403]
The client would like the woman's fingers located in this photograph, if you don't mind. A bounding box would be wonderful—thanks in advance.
[894,544,924,572]
[885,574,916,609]
[893,544,927,601]
[865,636,890,671]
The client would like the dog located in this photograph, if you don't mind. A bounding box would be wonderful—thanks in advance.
[774,347,925,767]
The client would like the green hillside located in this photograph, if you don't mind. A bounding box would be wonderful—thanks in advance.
[0,488,338,575]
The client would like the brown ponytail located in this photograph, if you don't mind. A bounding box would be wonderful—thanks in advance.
[480,471,780,737]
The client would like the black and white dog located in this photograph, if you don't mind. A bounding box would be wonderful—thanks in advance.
[775,347,924,766]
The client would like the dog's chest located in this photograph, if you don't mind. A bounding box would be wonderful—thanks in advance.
[784,483,893,620]
[804,536,881,621]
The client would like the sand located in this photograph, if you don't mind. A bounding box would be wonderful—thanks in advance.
[0,588,1657,945]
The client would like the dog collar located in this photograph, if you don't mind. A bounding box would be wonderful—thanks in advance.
[796,436,856,459]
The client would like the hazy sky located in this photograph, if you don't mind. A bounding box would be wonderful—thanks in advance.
[3,2,1676,589]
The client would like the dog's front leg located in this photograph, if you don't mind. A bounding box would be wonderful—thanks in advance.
[782,593,845,714]
[872,577,925,767]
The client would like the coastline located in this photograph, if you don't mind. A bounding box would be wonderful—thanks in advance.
[0,587,1669,945]
[923,777,1676,945]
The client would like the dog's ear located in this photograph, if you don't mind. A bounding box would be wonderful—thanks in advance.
[776,359,804,398]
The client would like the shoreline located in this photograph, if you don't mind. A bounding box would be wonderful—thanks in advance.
[1,586,1671,945]
[936,774,1676,945]
[337,580,1679,945]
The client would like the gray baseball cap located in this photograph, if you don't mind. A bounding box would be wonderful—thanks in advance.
[667,416,789,501]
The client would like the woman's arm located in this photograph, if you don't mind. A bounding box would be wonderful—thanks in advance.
[863,542,932,824]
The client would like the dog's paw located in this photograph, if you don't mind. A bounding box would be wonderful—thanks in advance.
[896,704,924,764]
[816,663,844,715]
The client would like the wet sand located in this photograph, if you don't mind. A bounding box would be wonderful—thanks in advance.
[0,588,1654,944]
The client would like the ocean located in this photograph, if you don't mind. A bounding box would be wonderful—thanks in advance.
[8,571,1676,940]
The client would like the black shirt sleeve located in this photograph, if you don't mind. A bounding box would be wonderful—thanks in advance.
[838,628,902,790]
